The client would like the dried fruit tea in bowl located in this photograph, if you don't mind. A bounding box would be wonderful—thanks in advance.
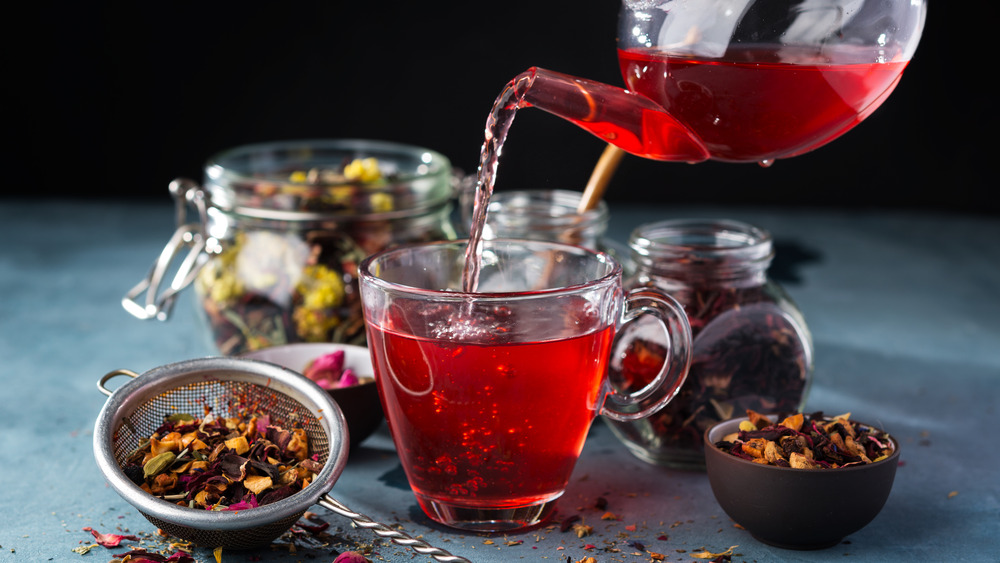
[714,410,894,469]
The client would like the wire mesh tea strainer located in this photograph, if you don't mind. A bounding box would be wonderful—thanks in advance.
[94,356,470,562]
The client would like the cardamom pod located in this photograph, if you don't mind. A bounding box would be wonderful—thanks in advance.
[143,451,176,479]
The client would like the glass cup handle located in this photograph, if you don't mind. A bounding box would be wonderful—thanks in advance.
[601,287,692,422]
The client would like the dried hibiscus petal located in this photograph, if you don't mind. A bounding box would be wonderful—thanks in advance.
[259,484,297,505]
[114,548,196,562]
[219,453,251,481]
[296,519,331,534]
[224,495,260,511]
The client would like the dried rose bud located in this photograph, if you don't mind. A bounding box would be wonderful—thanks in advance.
[313,377,337,389]
[334,551,371,563]
[303,351,346,388]
[337,368,360,388]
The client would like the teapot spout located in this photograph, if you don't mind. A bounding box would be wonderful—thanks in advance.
[514,67,710,163]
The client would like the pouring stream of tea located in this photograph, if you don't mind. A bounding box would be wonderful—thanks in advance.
[460,68,708,293]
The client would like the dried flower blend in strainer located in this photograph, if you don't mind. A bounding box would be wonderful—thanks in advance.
[123,411,322,511]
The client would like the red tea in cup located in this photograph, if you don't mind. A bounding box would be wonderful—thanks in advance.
[359,239,691,531]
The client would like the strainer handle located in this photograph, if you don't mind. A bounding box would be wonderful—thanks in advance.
[318,495,472,563]
[97,369,139,397]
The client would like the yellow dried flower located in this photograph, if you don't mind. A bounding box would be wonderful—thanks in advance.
[329,185,355,204]
[300,265,344,307]
[293,307,341,342]
[206,269,243,303]
[369,192,393,213]
[293,264,346,341]
[343,157,382,183]
[196,234,245,303]
[304,282,340,310]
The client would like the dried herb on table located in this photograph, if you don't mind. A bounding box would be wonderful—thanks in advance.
[122,411,322,510]
[714,410,894,468]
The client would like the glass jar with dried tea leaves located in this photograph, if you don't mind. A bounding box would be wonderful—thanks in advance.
[123,139,457,355]
[463,189,633,271]
[470,189,609,250]
[603,219,814,469]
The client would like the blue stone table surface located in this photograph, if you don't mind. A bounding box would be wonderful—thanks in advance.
[0,199,997,562]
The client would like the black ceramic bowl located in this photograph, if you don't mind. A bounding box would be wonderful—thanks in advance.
[242,343,384,449]
[704,415,900,550]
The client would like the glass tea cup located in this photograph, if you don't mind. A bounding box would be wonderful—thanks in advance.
[358,239,692,532]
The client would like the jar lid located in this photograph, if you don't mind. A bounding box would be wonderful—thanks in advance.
[629,218,774,276]
[483,189,609,239]
[203,139,454,220]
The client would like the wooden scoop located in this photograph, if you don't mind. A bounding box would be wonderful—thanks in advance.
[577,145,626,213]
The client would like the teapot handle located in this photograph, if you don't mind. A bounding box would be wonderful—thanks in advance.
[121,179,209,321]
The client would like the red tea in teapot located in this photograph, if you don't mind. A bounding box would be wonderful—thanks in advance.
[461,0,924,288]
[618,45,908,163]
[462,48,907,287]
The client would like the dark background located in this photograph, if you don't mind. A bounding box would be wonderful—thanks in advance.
[11,2,990,214]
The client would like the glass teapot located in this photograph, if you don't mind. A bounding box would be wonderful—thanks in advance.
[504,0,927,164]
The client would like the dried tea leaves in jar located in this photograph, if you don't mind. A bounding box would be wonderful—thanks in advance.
[190,153,456,355]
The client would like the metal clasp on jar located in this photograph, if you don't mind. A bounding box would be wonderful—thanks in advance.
[122,179,209,320]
